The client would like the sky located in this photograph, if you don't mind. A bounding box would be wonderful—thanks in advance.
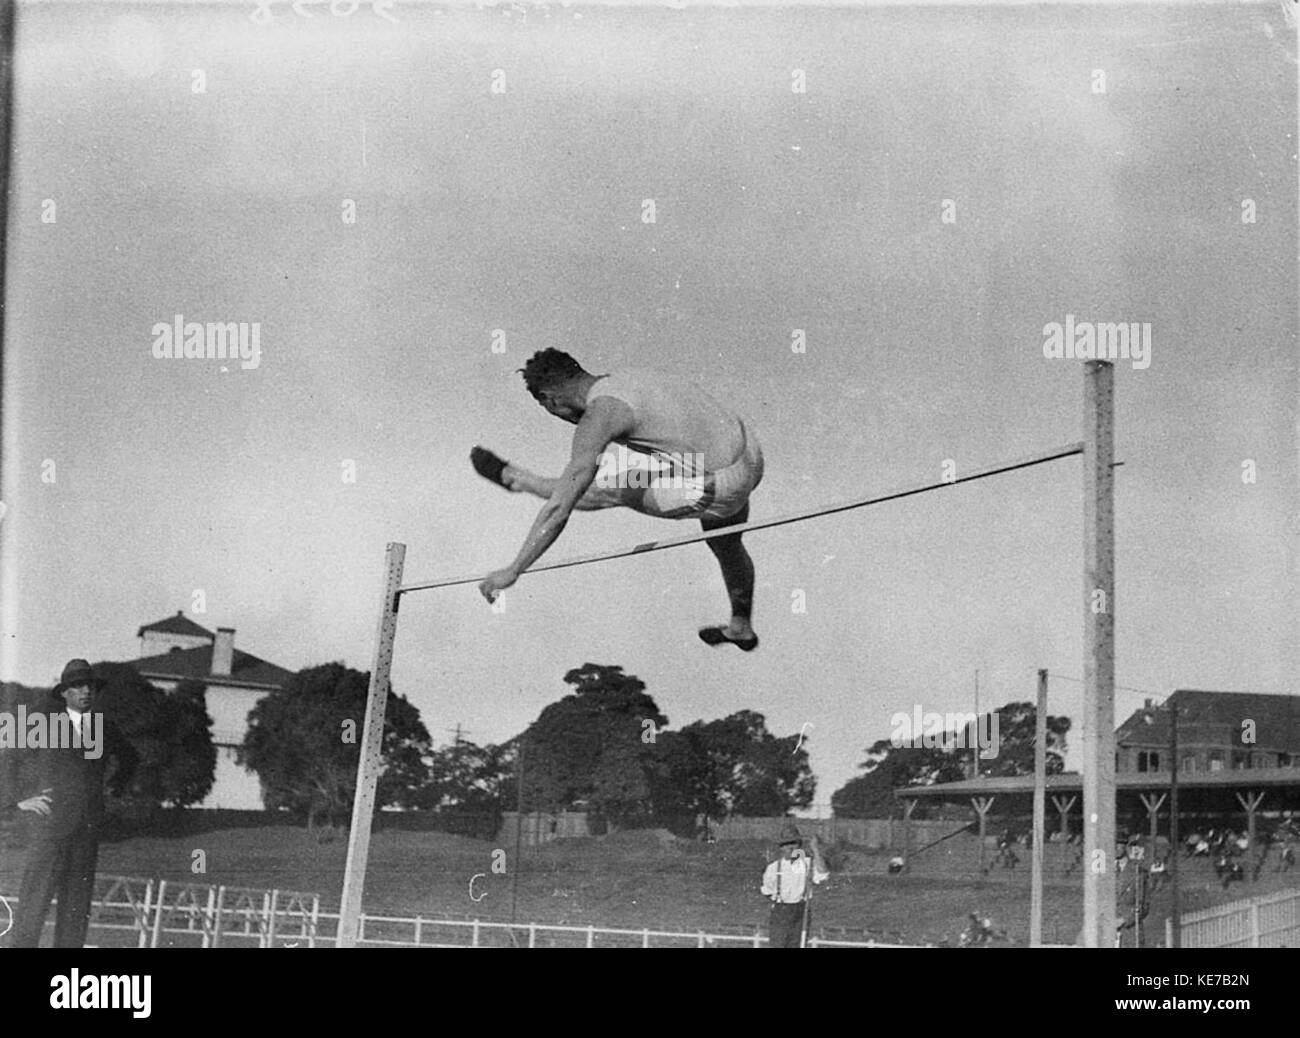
[2,0,1297,807]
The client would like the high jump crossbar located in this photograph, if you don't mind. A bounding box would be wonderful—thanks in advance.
[338,361,1116,950]
[396,440,1085,596]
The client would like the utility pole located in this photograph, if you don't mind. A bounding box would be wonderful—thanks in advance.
[511,735,524,932]
[0,0,14,497]
[1169,699,1180,948]
[1081,360,1116,948]
[447,723,474,746]
[1030,668,1047,947]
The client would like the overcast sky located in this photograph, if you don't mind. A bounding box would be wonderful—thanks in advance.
[2,0,1296,803]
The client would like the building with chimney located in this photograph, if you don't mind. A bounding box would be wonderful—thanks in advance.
[131,612,294,809]
[1115,690,1300,774]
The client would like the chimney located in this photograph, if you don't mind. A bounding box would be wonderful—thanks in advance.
[1144,698,1152,709]
[212,628,235,677]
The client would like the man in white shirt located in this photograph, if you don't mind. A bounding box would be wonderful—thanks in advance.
[472,349,765,650]
[760,821,829,948]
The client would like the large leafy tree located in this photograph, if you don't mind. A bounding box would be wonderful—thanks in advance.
[979,702,1071,778]
[415,737,515,838]
[656,710,815,825]
[520,663,667,832]
[156,679,218,807]
[831,742,965,818]
[240,662,432,827]
[93,662,216,810]
[1,668,215,825]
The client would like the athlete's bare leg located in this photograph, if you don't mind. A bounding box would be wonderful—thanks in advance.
[476,447,758,646]
[700,503,756,644]
[500,460,635,511]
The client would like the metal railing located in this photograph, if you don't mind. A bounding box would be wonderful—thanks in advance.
[3,875,928,948]
[2,875,322,949]
[318,912,930,948]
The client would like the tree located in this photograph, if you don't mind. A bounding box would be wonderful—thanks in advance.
[94,662,215,811]
[521,663,667,832]
[416,737,514,838]
[156,679,218,808]
[832,741,965,818]
[239,662,432,828]
[0,681,57,842]
[978,702,1071,778]
[831,702,1072,818]
[655,710,816,826]
[733,728,816,816]
[645,730,703,835]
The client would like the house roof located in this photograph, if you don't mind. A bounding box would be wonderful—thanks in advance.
[132,645,293,690]
[136,611,215,640]
[1117,690,1300,753]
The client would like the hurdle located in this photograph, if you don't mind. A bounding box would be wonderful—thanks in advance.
[337,360,1115,948]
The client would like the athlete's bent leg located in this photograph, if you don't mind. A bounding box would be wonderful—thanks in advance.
[700,503,757,646]
[492,457,642,511]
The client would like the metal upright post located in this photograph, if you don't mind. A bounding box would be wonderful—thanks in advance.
[1081,360,1116,947]
[0,0,15,402]
[1169,701,1180,947]
[1030,668,1047,947]
[337,542,406,948]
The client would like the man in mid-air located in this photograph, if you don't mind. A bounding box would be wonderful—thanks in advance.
[472,349,764,650]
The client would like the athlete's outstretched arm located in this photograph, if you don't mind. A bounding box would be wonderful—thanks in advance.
[478,397,632,602]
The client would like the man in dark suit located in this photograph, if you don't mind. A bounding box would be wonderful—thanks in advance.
[8,659,137,948]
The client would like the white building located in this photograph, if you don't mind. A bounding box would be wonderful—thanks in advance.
[130,612,293,809]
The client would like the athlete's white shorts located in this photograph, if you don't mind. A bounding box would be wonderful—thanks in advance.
[628,421,764,522]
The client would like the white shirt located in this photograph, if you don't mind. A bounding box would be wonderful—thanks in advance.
[761,851,829,904]
[65,706,91,745]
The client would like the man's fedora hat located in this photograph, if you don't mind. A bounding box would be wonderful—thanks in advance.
[53,658,102,694]
[777,821,804,846]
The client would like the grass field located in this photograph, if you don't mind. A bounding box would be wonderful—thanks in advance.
[7,824,1295,946]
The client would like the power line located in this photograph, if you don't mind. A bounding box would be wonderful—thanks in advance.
[1042,672,1161,699]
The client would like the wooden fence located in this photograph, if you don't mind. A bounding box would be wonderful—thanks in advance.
[1172,888,1300,948]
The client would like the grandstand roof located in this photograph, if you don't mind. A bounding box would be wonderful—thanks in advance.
[898,769,1300,798]
[895,768,1300,814]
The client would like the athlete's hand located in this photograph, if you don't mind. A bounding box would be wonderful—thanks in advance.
[479,568,518,604]
[18,790,53,816]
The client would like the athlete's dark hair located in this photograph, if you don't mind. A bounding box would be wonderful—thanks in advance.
[519,349,586,402]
